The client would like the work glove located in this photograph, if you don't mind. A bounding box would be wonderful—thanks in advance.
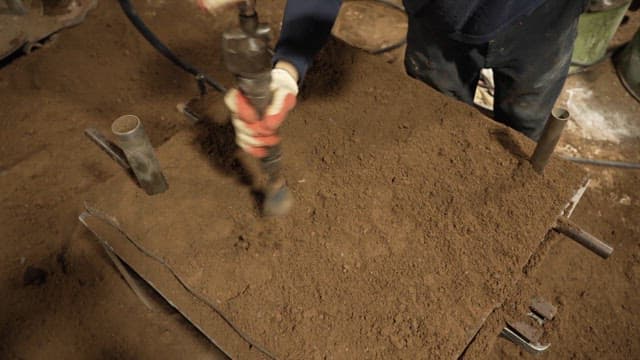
[225,68,298,158]
[196,0,243,13]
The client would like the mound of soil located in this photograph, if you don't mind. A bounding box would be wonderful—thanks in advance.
[84,42,584,359]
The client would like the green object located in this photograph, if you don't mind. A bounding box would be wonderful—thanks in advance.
[570,1,631,73]
[616,29,640,102]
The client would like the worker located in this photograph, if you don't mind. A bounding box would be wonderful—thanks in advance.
[224,0,587,159]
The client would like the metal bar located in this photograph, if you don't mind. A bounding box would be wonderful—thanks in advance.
[555,216,614,259]
[560,155,640,169]
[111,115,168,195]
[84,128,132,171]
[81,204,273,359]
[530,108,570,173]
[79,212,156,311]
[176,102,202,123]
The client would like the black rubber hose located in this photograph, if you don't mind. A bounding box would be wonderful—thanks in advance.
[117,0,227,93]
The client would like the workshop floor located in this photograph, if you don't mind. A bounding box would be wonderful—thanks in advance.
[0,1,638,359]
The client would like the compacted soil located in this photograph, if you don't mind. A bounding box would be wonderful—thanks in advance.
[0,1,638,359]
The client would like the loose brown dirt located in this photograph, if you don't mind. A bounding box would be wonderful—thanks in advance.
[1,1,638,359]
[82,36,584,359]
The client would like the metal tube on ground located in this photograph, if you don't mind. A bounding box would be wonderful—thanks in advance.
[555,216,614,259]
[560,156,640,169]
[111,115,168,195]
[530,107,570,173]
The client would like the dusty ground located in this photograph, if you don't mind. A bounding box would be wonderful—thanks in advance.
[0,0,638,359]
[487,5,640,359]
[81,40,584,359]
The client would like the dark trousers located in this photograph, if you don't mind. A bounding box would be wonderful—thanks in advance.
[404,0,585,140]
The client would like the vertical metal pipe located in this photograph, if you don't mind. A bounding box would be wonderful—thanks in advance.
[530,108,570,173]
[615,28,640,102]
[111,115,168,195]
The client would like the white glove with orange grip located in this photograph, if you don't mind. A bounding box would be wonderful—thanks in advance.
[225,67,298,158]
[196,0,244,13]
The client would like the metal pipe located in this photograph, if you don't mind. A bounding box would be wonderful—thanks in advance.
[555,216,613,259]
[560,156,640,169]
[111,115,168,195]
[530,107,570,173]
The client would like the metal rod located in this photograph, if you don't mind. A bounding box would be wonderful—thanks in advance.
[560,156,640,170]
[81,203,272,359]
[555,216,614,259]
[79,211,156,311]
[111,115,168,195]
[530,108,570,173]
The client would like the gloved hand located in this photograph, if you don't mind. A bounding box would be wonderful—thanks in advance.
[196,0,243,13]
[225,67,299,158]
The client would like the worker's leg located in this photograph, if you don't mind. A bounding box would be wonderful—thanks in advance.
[404,14,485,105]
[488,0,586,140]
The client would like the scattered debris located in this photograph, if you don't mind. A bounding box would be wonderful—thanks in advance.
[565,85,639,143]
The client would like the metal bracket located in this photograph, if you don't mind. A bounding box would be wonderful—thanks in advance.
[529,297,557,324]
[176,102,203,124]
[79,211,156,311]
[84,128,132,173]
[501,325,550,353]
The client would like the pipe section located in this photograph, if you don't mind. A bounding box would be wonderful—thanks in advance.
[555,216,614,259]
[111,115,168,195]
[531,108,570,173]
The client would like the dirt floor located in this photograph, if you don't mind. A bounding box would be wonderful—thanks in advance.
[81,39,584,358]
[0,1,639,359]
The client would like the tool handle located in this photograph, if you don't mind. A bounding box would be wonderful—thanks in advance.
[237,73,282,182]
[237,73,272,117]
